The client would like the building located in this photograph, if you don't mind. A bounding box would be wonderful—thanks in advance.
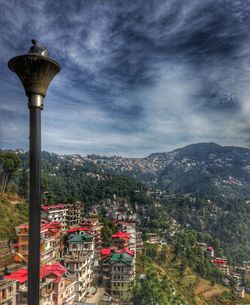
[4,268,54,305]
[206,246,215,258]
[233,286,245,298]
[0,240,13,269]
[116,223,136,252]
[212,258,230,275]
[136,232,144,251]
[145,233,160,244]
[41,203,84,229]
[0,279,17,305]
[111,232,130,249]
[4,263,75,305]
[67,202,84,227]
[110,250,135,301]
[80,218,103,251]
[41,263,76,305]
[100,247,117,275]
[63,233,95,303]
[14,222,64,265]
[41,204,69,228]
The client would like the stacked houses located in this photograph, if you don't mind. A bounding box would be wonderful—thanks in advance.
[41,202,84,229]
[100,221,137,302]
[13,222,65,265]
[0,202,101,305]
[0,279,17,305]
[0,201,141,304]
[4,262,76,305]
[62,233,95,303]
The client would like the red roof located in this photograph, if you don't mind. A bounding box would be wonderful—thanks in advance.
[212,259,227,265]
[117,248,135,256]
[111,231,130,240]
[40,262,66,283]
[41,204,67,211]
[67,227,90,233]
[4,262,66,284]
[17,222,61,233]
[4,269,28,283]
[101,248,111,256]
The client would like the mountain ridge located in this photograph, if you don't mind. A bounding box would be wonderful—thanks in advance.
[3,142,250,199]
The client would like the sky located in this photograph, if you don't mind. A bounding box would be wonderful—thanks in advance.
[0,0,250,157]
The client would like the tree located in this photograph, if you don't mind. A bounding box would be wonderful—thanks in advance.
[0,152,20,197]
[19,169,29,199]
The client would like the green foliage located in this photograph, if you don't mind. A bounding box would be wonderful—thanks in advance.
[0,152,20,196]
[133,269,187,305]
[164,195,250,263]
[18,169,29,199]
[101,219,116,247]
[173,230,224,283]
[0,199,28,240]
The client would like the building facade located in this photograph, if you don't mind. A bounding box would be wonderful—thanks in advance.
[0,279,17,305]
[110,251,135,301]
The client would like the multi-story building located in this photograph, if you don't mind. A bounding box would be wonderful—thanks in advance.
[14,222,64,265]
[80,218,103,251]
[136,231,144,251]
[41,262,76,305]
[4,268,55,305]
[67,202,84,227]
[116,223,136,251]
[4,263,75,305]
[0,240,13,269]
[212,258,230,275]
[62,233,94,303]
[145,233,160,244]
[41,204,69,228]
[111,231,130,249]
[110,250,135,301]
[41,202,84,229]
[100,247,117,274]
[0,279,17,305]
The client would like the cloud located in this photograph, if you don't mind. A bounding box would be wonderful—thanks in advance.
[0,0,250,156]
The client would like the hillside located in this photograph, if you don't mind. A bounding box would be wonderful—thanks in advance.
[0,194,28,240]
[135,241,250,305]
[13,142,250,199]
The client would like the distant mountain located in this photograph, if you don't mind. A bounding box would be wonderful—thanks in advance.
[84,142,250,198]
[11,142,250,199]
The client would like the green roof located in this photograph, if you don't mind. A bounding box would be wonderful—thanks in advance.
[67,233,93,243]
[111,253,133,266]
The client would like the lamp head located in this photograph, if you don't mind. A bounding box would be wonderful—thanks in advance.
[8,40,60,97]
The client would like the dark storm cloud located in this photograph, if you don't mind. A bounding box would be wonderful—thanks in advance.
[0,0,250,155]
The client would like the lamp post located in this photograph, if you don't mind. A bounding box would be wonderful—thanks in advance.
[8,40,60,305]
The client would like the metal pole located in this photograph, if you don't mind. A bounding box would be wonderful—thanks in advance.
[8,40,60,305]
[28,94,43,305]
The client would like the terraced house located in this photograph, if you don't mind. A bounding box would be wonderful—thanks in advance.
[110,249,136,301]
[62,233,95,303]
[0,279,17,305]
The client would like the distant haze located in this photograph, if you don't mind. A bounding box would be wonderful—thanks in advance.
[0,0,250,157]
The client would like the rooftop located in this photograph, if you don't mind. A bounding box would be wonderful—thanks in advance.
[41,204,67,211]
[111,252,133,266]
[111,231,130,241]
[67,233,94,243]
[4,262,66,284]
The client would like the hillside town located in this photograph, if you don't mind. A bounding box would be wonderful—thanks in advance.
[0,194,250,305]
[0,200,139,305]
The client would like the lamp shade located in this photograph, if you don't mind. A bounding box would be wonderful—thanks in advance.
[8,54,60,97]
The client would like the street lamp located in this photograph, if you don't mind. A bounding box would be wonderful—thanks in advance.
[8,40,60,305]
